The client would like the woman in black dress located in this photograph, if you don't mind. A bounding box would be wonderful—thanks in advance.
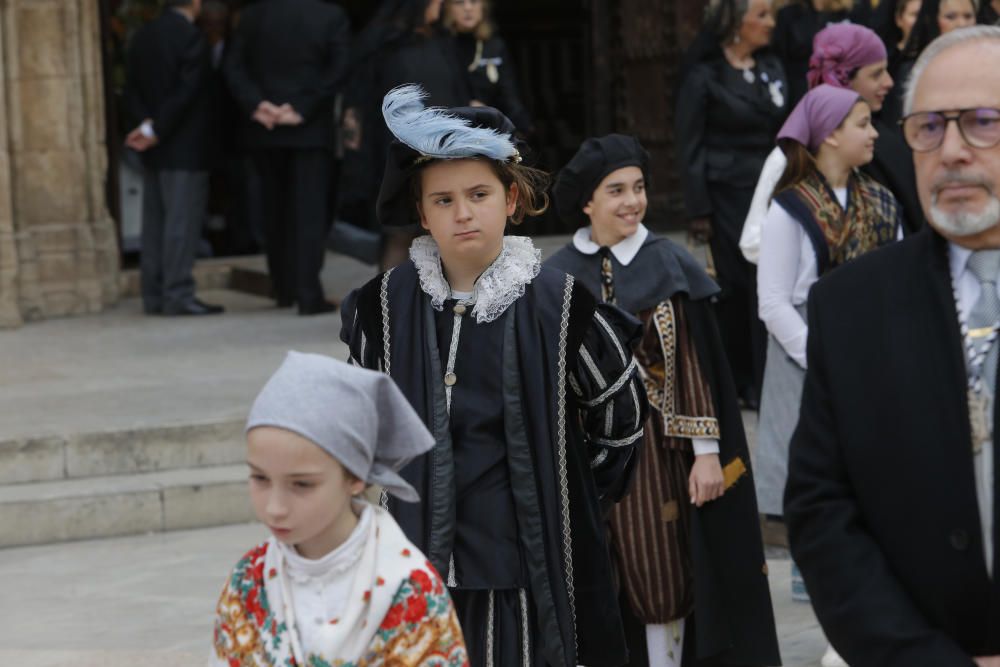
[339,0,469,267]
[675,0,787,406]
[443,0,533,135]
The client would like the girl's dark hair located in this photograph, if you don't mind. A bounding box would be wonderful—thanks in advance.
[773,139,819,195]
[409,158,551,225]
[703,0,749,43]
[903,0,977,57]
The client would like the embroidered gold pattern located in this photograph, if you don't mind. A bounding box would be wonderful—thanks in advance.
[647,301,721,439]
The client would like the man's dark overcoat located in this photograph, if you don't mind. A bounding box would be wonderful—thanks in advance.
[786,226,1000,665]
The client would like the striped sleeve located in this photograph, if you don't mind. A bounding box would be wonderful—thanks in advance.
[570,303,648,502]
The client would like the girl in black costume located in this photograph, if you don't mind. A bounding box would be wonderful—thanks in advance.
[341,86,647,667]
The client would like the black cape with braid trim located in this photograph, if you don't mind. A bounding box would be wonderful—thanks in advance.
[341,260,643,667]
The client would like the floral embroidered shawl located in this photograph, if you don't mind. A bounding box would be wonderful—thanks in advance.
[774,169,901,275]
[211,506,468,667]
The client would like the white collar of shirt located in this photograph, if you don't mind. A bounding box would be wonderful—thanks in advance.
[572,224,649,266]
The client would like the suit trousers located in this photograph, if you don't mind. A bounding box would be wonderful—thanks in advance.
[254,147,331,307]
[141,168,209,310]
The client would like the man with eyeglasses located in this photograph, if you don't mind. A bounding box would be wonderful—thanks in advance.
[785,25,1000,666]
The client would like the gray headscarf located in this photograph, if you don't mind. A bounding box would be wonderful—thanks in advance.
[246,351,433,502]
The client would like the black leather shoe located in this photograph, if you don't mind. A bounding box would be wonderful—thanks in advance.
[163,299,225,316]
[298,300,337,316]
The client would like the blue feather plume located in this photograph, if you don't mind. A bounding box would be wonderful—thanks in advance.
[382,84,517,161]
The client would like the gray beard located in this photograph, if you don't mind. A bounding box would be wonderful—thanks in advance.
[930,195,1000,237]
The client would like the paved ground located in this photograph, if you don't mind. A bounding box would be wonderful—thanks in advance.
[0,241,825,665]
[0,524,825,667]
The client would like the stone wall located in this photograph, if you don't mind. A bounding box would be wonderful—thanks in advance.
[0,0,119,328]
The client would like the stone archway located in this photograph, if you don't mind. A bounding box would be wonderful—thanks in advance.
[0,0,120,328]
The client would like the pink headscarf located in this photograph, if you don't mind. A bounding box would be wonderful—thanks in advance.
[807,23,888,89]
[778,84,863,152]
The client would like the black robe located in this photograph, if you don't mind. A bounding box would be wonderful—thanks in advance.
[341,259,647,667]
[546,235,781,666]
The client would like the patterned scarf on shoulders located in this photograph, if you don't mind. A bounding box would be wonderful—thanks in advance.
[775,169,900,275]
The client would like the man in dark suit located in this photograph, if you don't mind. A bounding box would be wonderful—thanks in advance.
[785,26,1000,666]
[224,0,350,315]
[125,0,223,316]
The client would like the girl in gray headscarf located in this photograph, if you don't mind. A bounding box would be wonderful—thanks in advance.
[209,351,468,667]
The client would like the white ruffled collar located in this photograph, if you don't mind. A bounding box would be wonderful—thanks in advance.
[409,235,542,323]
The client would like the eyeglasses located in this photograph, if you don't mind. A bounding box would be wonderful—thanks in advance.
[900,108,1000,152]
[450,0,481,5]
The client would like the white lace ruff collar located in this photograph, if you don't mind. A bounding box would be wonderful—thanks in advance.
[409,235,542,323]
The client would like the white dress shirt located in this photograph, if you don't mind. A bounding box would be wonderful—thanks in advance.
[949,242,995,577]
[572,224,720,457]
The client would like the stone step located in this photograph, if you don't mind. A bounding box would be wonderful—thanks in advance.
[118,256,272,299]
[0,420,245,485]
[0,464,254,548]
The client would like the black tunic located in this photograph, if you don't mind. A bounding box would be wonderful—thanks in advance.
[434,303,526,590]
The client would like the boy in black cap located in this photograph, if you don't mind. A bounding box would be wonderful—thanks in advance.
[547,135,779,667]
[340,87,647,667]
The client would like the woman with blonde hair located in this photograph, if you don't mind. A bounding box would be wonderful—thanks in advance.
[443,0,533,135]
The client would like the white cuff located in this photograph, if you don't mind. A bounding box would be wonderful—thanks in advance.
[692,438,720,456]
[140,120,156,139]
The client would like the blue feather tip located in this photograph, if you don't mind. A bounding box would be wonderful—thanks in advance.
[382,84,519,162]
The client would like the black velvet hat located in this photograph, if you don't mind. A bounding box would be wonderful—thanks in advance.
[376,85,526,227]
[553,134,650,227]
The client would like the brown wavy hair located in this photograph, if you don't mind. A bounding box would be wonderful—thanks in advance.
[410,157,550,225]
[773,139,819,195]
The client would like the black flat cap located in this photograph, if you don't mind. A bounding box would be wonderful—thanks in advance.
[553,134,650,227]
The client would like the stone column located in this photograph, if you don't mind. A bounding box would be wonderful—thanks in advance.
[0,0,119,327]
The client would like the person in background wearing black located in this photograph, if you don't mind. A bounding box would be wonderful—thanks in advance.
[443,0,534,135]
[872,0,922,60]
[773,0,874,107]
[981,0,1000,24]
[883,0,976,125]
[125,0,224,316]
[675,0,787,408]
[224,0,350,315]
[339,0,467,269]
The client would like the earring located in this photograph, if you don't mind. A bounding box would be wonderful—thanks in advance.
[733,33,742,44]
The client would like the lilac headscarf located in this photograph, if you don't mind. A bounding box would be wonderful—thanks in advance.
[807,23,888,89]
[777,84,863,152]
